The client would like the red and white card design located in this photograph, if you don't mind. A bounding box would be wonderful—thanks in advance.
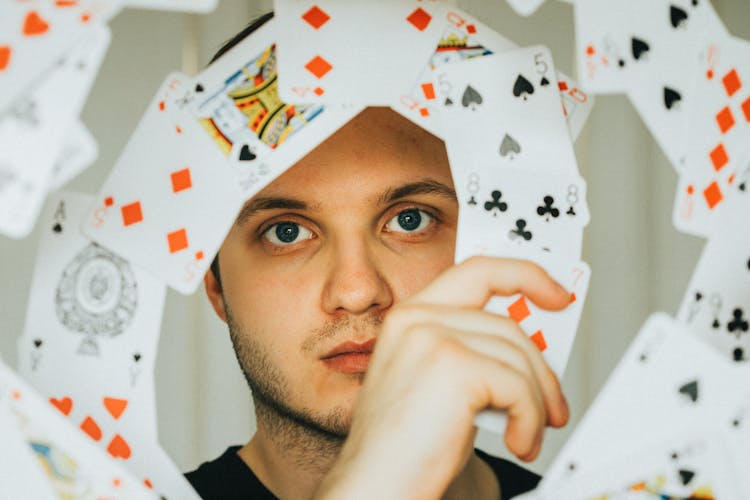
[177,16,362,196]
[19,191,198,498]
[275,0,447,105]
[0,0,115,111]
[82,73,247,295]
[0,23,110,239]
[391,6,593,141]
[0,359,154,499]
[673,35,750,237]
[470,246,591,434]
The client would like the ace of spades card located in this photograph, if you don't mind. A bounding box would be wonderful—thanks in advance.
[455,167,589,260]
[435,45,580,179]
[530,428,740,499]
[0,360,154,499]
[676,197,750,363]
[543,313,750,487]
[391,6,593,142]
[17,192,198,497]
[82,72,248,295]
[472,246,590,434]
[0,24,110,239]
[177,16,362,196]
[625,0,728,171]
[274,0,447,105]
[673,34,750,237]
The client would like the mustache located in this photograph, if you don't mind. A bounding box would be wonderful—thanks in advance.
[301,313,384,355]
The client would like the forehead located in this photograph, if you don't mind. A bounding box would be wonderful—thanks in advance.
[253,107,454,201]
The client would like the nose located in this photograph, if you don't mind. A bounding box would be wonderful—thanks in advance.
[321,234,393,317]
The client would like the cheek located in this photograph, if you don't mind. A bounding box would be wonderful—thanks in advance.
[223,261,320,340]
[389,233,457,299]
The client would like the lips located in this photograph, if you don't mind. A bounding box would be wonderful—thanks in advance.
[321,338,376,374]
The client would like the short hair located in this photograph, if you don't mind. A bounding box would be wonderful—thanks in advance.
[209,11,274,286]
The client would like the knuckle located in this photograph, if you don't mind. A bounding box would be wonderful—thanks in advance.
[457,255,489,275]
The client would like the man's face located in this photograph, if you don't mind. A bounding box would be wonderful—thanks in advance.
[208,107,458,436]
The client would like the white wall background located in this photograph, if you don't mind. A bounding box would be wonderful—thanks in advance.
[1,0,749,478]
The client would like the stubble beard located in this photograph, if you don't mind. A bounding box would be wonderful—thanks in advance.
[224,300,381,463]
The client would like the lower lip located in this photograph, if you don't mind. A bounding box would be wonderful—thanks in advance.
[322,353,371,374]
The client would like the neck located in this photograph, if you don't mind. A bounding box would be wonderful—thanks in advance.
[237,401,499,500]
[238,400,345,500]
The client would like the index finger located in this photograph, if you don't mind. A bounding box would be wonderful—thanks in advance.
[408,256,570,311]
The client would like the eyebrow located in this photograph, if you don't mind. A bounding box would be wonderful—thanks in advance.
[234,179,457,226]
[378,179,457,205]
[235,197,308,226]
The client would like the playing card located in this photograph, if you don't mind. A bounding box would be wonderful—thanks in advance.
[454,167,589,260]
[673,34,750,237]
[543,313,750,485]
[0,388,56,499]
[473,247,591,434]
[505,0,546,17]
[19,191,165,439]
[177,16,362,195]
[274,0,447,105]
[0,359,154,499]
[676,198,750,363]
[573,0,636,94]
[20,192,198,498]
[435,46,580,179]
[723,388,750,495]
[392,7,594,142]
[0,0,115,111]
[626,0,727,170]
[0,24,110,239]
[49,121,99,191]
[533,428,740,499]
[123,0,217,13]
[82,73,247,294]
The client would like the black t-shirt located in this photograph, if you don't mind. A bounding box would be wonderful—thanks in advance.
[185,446,540,499]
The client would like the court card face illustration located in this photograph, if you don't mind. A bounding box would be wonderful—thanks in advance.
[543,313,750,486]
[391,6,593,141]
[436,46,580,178]
[673,34,750,236]
[176,16,362,195]
[0,24,110,239]
[676,201,750,363]
[454,167,589,260]
[533,429,740,499]
[0,360,154,499]
[82,73,247,295]
[274,0,447,105]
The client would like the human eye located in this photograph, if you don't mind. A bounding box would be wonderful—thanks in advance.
[384,208,435,234]
[262,221,314,246]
